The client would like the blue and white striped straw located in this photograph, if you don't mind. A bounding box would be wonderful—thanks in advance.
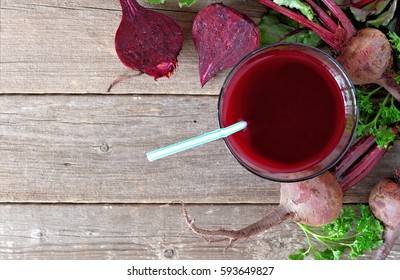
[146,120,247,162]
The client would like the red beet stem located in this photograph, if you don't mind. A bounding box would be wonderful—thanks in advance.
[321,0,357,42]
[258,0,357,50]
[334,123,399,191]
[120,0,139,16]
[304,0,337,33]
[333,134,376,179]
[257,0,339,50]
[339,144,387,191]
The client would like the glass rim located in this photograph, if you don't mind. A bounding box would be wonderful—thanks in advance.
[217,42,358,183]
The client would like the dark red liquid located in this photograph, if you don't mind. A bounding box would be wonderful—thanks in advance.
[220,49,346,174]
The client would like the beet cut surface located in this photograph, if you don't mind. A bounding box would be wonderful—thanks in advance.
[115,0,184,79]
[192,3,260,86]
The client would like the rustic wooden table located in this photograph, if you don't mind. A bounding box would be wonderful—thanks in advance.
[0,0,399,260]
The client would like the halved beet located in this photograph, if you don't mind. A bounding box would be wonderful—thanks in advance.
[115,0,184,79]
[192,3,260,86]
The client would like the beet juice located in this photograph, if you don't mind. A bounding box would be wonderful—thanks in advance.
[219,44,357,181]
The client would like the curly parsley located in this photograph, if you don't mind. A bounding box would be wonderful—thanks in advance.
[289,205,384,260]
[388,31,400,65]
[356,84,400,149]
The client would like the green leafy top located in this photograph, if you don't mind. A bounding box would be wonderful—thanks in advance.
[146,0,196,7]
[289,205,384,260]
[349,0,398,30]
[273,0,315,20]
[258,10,321,47]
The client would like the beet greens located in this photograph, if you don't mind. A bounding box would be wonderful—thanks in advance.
[257,0,400,102]
[146,0,196,7]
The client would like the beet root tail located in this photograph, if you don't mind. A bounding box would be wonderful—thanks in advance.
[107,71,143,92]
[377,71,400,103]
[182,204,293,250]
[374,227,400,260]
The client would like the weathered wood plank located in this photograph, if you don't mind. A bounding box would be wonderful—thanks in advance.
[1,203,398,260]
[0,94,274,203]
[0,94,398,203]
[0,0,266,94]
[1,0,399,261]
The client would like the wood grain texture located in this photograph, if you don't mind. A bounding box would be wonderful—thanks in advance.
[1,0,400,261]
[0,94,398,204]
[0,0,265,94]
[0,94,274,203]
[1,203,398,260]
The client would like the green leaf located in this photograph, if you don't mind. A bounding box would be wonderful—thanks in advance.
[332,247,345,260]
[366,96,400,148]
[314,247,344,260]
[258,11,321,47]
[356,90,374,115]
[379,101,400,125]
[350,0,392,22]
[350,7,371,22]
[288,249,307,260]
[146,0,196,6]
[371,126,397,149]
[349,205,384,259]
[178,0,196,7]
[273,0,314,20]
[354,82,400,147]
[388,31,400,65]
[367,0,398,28]
[388,31,400,52]
[322,207,355,238]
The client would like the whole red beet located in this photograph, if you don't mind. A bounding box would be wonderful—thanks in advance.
[369,168,400,260]
[258,0,400,102]
[183,172,343,249]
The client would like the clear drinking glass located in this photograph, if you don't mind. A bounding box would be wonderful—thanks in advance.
[218,43,358,182]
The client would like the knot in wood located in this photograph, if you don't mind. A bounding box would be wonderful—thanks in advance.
[100,143,110,153]
[163,248,175,259]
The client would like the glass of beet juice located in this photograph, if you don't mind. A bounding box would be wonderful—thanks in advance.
[218,43,358,182]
